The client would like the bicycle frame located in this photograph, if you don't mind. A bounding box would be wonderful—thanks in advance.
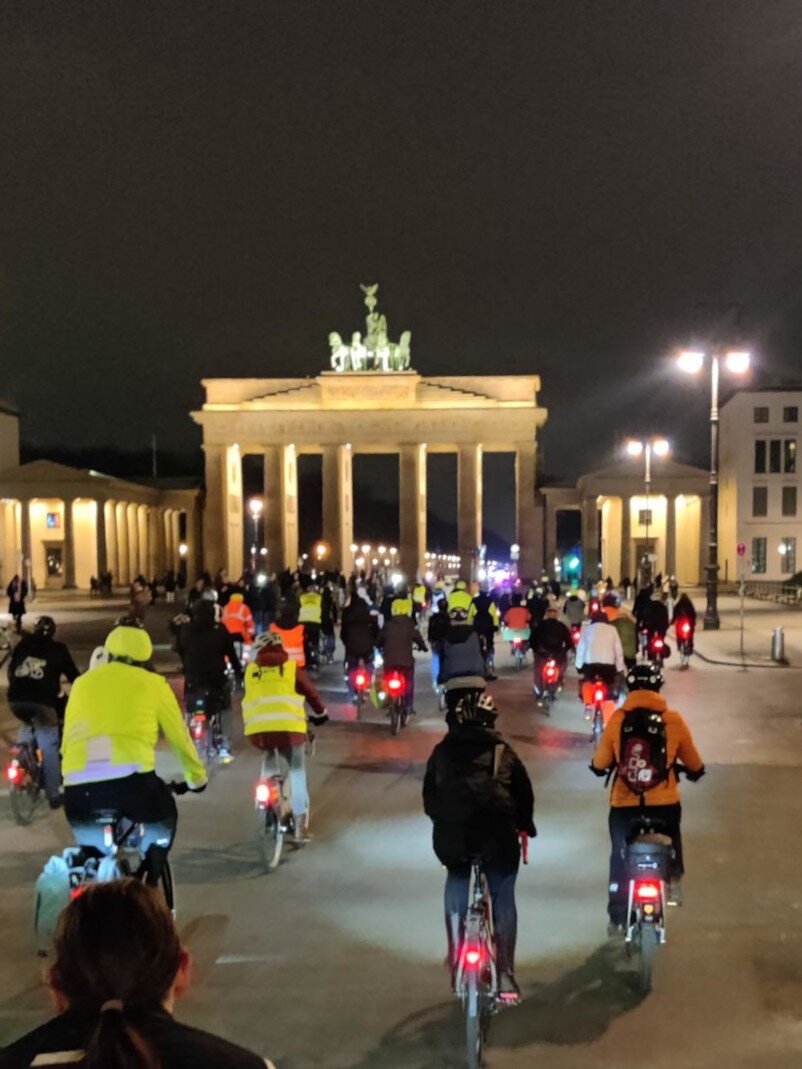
[455,861,498,1000]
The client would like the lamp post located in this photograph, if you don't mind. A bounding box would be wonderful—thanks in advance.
[678,348,751,629]
[626,438,670,587]
[248,498,264,570]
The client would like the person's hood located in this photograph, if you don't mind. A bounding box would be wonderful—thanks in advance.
[275,609,299,629]
[229,592,244,603]
[621,690,668,714]
[256,646,289,668]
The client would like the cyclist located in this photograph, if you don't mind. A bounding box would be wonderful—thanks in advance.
[439,607,490,721]
[176,599,242,760]
[563,589,586,628]
[501,593,531,648]
[575,608,625,697]
[671,591,698,651]
[341,590,379,702]
[447,579,472,616]
[5,879,273,1069]
[590,662,705,932]
[220,591,255,659]
[427,598,450,695]
[471,585,500,679]
[412,580,430,622]
[243,631,328,841]
[423,694,536,1002]
[390,584,414,618]
[62,624,207,884]
[7,616,79,809]
[298,582,323,666]
[376,611,428,716]
[529,607,573,702]
[270,600,307,667]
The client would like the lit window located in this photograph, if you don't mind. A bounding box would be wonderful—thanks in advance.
[784,439,796,474]
[46,512,61,529]
[780,537,797,575]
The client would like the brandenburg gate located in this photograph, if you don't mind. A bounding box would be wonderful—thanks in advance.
[193,286,547,581]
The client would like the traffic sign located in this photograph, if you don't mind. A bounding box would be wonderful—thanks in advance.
[737,542,746,557]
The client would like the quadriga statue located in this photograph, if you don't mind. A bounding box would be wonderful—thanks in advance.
[329,331,350,372]
[395,330,412,370]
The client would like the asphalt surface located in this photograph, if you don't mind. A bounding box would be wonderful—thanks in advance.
[1,596,802,1068]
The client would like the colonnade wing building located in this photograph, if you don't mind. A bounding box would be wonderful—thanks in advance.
[193,371,547,581]
[0,404,201,591]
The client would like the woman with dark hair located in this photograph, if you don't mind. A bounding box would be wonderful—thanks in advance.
[4,879,275,1069]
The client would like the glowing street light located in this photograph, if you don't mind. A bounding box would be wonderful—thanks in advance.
[626,437,671,585]
[678,346,751,629]
[248,498,264,568]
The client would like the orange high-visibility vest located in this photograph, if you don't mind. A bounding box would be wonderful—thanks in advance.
[269,623,306,667]
[222,601,254,640]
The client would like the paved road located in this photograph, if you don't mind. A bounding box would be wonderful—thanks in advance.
[1,597,802,1067]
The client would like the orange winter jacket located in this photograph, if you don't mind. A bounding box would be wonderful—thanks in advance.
[591,689,704,808]
[222,596,255,642]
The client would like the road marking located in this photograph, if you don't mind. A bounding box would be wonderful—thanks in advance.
[215,953,287,965]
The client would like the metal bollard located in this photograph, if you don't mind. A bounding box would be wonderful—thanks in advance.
[771,626,786,664]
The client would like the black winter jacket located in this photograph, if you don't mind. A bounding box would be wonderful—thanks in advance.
[7,636,79,709]
[377,617,426,668]
[341,599,378,658]
[423,723,536,870]
[529,618,573,657]
[176,619,241,688]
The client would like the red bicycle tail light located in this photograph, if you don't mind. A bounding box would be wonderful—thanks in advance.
[465,947,482,967]
[255,780,279,806]
[680,621,691,637]
[652,637,664,650]
[594,687,605,703]
[387,675,404,693]
[354,671,367,688]
[635,881,660,901]
[544,662,558,682]
[6,763,19,783]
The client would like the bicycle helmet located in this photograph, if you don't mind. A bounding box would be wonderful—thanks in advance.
[252,631,284,654]
[34,616,56,639]
[104,624,153,665]
[627,662,664,692]
[455,691,498,726]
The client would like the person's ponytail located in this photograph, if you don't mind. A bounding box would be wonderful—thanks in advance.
[83,1002,161,1069]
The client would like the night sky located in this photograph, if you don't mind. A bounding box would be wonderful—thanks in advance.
[2,2,802,506]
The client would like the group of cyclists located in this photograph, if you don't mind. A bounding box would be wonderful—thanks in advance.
[3,567,705,1064]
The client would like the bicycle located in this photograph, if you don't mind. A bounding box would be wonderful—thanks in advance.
[6,737,45,825]
[622,817,674,993]
[185,682,233,768]
[254,744,311,872]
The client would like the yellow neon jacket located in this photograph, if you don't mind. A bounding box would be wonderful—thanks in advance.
[391,597,413,617]
[447,589,473,615]
[298,592,323,624]
[61,662,207,789]
[243,658,307,736]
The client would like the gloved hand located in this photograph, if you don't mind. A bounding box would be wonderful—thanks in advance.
[309,709,329,726]
[684,765,706,782]
[526,822,537,838]
[589,762,609,778]
[188,782,208,794]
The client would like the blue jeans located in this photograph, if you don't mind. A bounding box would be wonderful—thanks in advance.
[444,864,518,974]
[430,650,441,689]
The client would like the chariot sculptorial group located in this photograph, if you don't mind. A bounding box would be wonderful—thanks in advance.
[328,284,412,372]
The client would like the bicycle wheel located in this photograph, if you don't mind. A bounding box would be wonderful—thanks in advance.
[591,709,603,744]
[465,970,482,1069]
[9,752,42,826]
[158,858,177,916]
[389,700,401,736]
[638,925,658,993]
[259,806,284,871]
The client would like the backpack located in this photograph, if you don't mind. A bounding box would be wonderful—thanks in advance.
[617,708,669,796]
[435,742,512,824]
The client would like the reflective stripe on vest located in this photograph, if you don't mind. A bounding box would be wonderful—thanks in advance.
[242,659,306,736]
[269,624,306,666]
[298,593,322,624]
[223,603,250,632]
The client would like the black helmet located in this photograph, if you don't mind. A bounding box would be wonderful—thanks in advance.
[627,662,664,692]
[455,692,498,726]
[34,616,56,639]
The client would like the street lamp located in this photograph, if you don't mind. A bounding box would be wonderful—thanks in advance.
[626,437,671,587]
[678,347,751,629]
[248,498,263,569]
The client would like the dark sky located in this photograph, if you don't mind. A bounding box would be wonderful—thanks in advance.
[2,0,802,487]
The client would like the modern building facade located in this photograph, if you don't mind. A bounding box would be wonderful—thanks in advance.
[720,388,800,582]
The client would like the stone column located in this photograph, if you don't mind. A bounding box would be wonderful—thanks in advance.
[399,443,427,580]
[281,444,299,569]
[620,496,631,582]
[148,507,160,577]
[458,445,483,582]
[117,502,129,586]
[60,499,77,589]
[105,502,118,582]
[163,509,174,570]
[666,495,677,577]
[187,499,202,579]
[202,444,226,574]
[127,505,139,580]
[515,443,543,579]
[582,496,600,582]
[20,498,32,586]
[95,499,108,579]
[322,445,354,572]
[544,498,557,575]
